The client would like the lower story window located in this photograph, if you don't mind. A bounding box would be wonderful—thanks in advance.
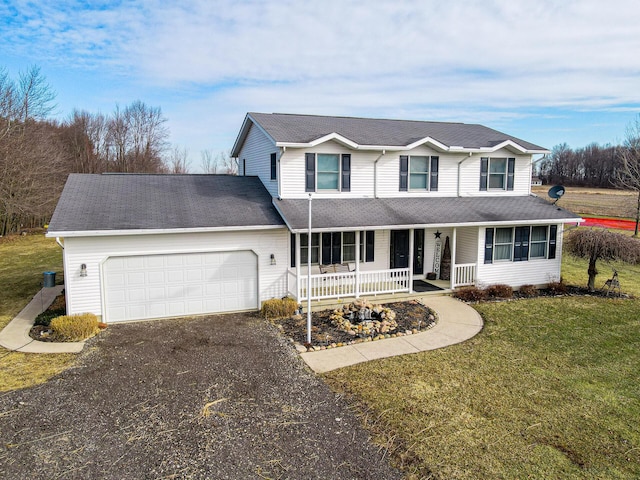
[485,225,557,264]
[530,226,548,258]
[292,231,374,267]
[494,228,513,261]
[300,233,320,264]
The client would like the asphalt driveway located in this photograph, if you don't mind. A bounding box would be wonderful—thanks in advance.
[0,312,402,479]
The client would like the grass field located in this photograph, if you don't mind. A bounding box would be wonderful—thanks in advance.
[325,263,640,478]
[0,235,74,392]
[532,185,638,219]
[325,188,640,478]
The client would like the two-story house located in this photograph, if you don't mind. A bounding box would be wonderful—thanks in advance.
[232,113,580,304]
[47,113,580,323]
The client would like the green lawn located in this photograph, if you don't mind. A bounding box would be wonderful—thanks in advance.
[0,235,74,392]
[325,254,640,479]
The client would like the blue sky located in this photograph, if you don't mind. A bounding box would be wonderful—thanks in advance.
[1,0,639,171]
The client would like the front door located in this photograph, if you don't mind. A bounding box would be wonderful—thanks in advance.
[390,230,410,269]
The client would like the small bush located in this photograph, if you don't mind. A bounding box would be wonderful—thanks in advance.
[518,284,539,298]
[50,313,100,342]
[547,280,567,295]
[34,308,66,327]
[453,286,486,302]
[261,297,298,320]
[485,284,514,299]
[34,293,66,327]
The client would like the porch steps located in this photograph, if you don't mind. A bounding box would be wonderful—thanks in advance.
[300,288,453,313]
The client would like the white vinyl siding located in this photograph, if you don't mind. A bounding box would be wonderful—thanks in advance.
[280,145,532,199]
[236,123,279,197]
[376,148,456,198]
[281,141,370,198]
[459,150,532,196]
[454,227,478,264]
[476,225,564,288]
[62,229,289,319]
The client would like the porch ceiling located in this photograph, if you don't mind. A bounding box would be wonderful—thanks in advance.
[274,195,582,232]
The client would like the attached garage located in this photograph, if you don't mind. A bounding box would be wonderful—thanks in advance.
[46,174,289,322]
[103,251,258,322]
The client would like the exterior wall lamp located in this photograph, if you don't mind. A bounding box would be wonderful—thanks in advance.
[270,254,276,265]
[80,263,87,277]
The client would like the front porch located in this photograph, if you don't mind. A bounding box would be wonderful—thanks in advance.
[287,227,478,302]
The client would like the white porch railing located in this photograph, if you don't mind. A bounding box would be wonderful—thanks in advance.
[296,268,411,301]
[453,263,476,287]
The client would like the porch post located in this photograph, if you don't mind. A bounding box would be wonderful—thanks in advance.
[295,232,301,300]
[409,228,414,292]
[355,230,360,298]
[451,227,457,290]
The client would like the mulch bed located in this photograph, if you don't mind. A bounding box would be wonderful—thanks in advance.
[273,301,436,348]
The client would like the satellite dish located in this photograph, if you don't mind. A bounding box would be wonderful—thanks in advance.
[548,185,565,204]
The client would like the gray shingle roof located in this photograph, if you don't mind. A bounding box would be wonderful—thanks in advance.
[274,196,581,232]
[48,174,285,234]
[243,112,546,151]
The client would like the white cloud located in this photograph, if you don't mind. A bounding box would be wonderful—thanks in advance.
[1,0,639,162]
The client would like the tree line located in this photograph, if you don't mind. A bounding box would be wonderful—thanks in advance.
[0,66,233,236]
[538,142,623,188]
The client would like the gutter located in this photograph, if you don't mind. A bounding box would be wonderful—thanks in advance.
[373,150,386,199]
[45,224,286,238]
[457,152,474,197]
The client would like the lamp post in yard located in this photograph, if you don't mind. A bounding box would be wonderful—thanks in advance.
[307,193,312,345]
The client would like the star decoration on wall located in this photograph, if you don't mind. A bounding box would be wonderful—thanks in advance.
[434,231,442,238]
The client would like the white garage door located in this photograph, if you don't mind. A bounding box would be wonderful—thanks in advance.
[103,251,258,322]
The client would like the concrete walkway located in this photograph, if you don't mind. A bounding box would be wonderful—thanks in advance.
[299,295,483,373]
[0,285,85,353]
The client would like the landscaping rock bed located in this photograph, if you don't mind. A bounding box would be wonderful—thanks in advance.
[273,300,436,349]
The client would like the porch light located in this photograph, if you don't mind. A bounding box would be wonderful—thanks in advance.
[270,253,276,265]
[80,263,87,277]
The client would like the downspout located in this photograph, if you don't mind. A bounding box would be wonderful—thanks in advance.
[457,152,474,197]
[373,150,386,198]
[56,237,64,249]
[278,146,286,199]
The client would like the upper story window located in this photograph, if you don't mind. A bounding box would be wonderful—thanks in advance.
[317,154,339,189]
[480,157,515,191]
[305,153,351,192]
[399,155,439,192]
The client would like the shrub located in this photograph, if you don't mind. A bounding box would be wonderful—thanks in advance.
[485,284,514,299]
[261,297,298,320]
[518,284,539,298]
[34,293,66,327]
[453,286,486,302]
[50,313,100,342]
[34,308,66,327]
[547,280,567,295]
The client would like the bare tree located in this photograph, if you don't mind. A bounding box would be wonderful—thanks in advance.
[168,146,190,173]
[0,67,64,235]
[218,150,237,175]
[617,114,640,236]
[17,66,56,122]
[565,228,640,291]
[106,101,169,173]
[200,149,217,173]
